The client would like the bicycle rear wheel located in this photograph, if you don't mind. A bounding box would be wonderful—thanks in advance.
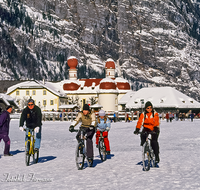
[142,143,151,171]
[25,141,31,166]
[75,143,85,170]
[98,139,107,162]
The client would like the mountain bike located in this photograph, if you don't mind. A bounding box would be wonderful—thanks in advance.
[73,128,91,170]
[98,131,107,162]
[138,131,156,171]
[24,128,39,166]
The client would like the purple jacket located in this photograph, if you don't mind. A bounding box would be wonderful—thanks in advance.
[0,110,11,134]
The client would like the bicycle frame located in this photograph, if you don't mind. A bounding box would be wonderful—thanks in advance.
[25,130,35,155]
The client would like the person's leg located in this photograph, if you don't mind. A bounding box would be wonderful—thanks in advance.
[86,128,95,159]
[2,134,11,155]
[96,131,100,145]
[35,127,42,149]
[151,132,160,162]
[103,131,110,152]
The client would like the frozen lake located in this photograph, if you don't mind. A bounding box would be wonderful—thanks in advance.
[0,118,200,190]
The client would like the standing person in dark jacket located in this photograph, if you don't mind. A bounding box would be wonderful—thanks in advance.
[0,106,13,156]
[19,99,42,152]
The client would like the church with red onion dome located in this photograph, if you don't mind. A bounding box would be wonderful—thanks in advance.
[62,56,131,111]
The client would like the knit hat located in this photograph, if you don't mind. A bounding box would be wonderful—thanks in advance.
[27,99,35,104]
[99,109,105,116]
[82,104,90,111]
[145,101,153,109]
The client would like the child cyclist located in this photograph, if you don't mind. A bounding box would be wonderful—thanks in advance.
[96,109,111,155]
[134,101,160,163]
[69,104,96,167]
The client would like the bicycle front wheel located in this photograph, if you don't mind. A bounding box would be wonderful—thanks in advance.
[75,143,85,170]
[25,141,31,166]
[150,148,156,167]
[98,139,107,162]
[33,150,39,163]
[142,143,151,171]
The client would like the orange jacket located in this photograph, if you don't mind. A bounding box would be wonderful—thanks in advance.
[136,111,160,131]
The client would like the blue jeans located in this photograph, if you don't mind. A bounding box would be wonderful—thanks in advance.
[25,127,41,149]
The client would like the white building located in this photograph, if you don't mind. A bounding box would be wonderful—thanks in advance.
[125,87,200,111]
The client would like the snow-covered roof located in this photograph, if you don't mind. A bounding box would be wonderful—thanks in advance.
[90,103,103,108]
[115,77,129,83]
[6,80,65,97]
[0,93,19,108]
[59,104,79,109]
[119,91,136,105]
[125,87,200,109]
[67,56,77,61]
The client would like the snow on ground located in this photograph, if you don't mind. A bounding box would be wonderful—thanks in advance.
[0,119,200,190]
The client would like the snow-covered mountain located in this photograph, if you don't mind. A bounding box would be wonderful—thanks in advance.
[1,0,200,100]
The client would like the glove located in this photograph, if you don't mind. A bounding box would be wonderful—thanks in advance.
[106,127,110,131]
[34,127,40,133]
[69,125,74,133]
[19,126,24,132]
[153,127,159,134]
[134,128,140,135]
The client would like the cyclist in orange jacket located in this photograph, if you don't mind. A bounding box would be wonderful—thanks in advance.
[134,101,160,163]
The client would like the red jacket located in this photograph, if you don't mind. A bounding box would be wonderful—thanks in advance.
[136,111,160,131]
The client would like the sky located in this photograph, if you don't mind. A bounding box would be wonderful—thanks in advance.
[0,118,200,190]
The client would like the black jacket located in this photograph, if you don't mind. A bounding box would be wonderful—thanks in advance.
[19,105,42,129]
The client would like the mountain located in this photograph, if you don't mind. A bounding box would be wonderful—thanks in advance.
[1,0,200,100]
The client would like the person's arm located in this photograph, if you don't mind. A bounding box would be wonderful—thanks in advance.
[134,113,144,134]
[90,112,96,127]
[0,112,7,126]
[19,109,26,127]
[154,112,160,127]
[70,112,82,127]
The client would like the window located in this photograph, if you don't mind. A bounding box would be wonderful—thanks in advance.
[16,91,19,95]
[32,90,36,95]
[43,100,47,106]
[82,99,86,107]
[50,100,54,105]
[43,90,47,95]
[26,90,29,95]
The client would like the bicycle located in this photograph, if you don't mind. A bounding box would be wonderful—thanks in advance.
[98,131,107,162]
[138,131,156,171]
[24,128,39,166]
[73,128,91,170]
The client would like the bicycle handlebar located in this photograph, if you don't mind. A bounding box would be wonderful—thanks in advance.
[138,131,156,135]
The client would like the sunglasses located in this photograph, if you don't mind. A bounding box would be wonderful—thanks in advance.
[28,104,34,106]
[146,107,152,109]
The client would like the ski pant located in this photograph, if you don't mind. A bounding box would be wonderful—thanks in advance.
[0,133,10,155]
[140,128,160,157]
[76,127,95,159]
[96,131,110,151]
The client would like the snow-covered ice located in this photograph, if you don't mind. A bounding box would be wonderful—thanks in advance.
[0,118,200,190]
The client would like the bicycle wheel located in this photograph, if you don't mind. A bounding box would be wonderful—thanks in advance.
[25,141,31,166]
[33,149,39,163]
[150,148,156,167]
[98,139,107,162]
[75,143,85,170]
[142,143,151,171]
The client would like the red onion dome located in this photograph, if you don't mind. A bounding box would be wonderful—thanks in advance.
[63,82,80,91]
[105,58,115,69]
[99,78,116,90]
[115,77,131,90]
[67,56,78,69]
